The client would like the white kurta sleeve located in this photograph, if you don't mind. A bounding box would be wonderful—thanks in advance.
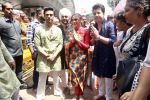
[143,39,150,68]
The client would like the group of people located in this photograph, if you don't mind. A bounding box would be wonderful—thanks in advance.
[0,0,150,100]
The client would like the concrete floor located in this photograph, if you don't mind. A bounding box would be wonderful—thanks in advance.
[20,72,118,100]
[19,85,94,100]
[19,85,118,100]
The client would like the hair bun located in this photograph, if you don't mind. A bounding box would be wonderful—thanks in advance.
[143,0,150,17]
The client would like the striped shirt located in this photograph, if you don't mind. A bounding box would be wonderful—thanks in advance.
[26,19,40,46]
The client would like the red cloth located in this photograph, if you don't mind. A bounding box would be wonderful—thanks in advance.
[75,84,83,96]
[69,27,91,50]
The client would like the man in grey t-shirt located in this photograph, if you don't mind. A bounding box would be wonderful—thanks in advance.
[0,2,27,89]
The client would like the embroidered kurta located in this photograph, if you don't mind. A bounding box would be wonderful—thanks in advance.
[34,24,63,72]
[66,27,90,91]
[118,23,150,92]
[0,39,20,100]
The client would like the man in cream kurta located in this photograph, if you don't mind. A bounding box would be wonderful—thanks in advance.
[35,24,62,72]
[0,39,21,100]
[34,7,63,100]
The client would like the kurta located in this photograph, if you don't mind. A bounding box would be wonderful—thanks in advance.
[34,24,63,72]
[92,20,116,78]
[0,39,20,100]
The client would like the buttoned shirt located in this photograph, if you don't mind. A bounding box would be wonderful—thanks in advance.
[0,17,23,57]
[26,19,40,46]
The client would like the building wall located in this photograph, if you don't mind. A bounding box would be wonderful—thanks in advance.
[0,0,75,16]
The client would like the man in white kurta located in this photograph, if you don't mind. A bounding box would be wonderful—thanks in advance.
[34,7,63,100]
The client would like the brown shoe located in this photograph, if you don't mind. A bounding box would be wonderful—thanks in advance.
[93,95,106,100]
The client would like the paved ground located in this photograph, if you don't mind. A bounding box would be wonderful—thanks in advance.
[19,85,94,100]
[20,70,96,100]
[19,85,118,100]
[20,71,118,100]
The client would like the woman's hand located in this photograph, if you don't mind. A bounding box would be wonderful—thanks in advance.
[112,74,117,80]
[74,34,81,42]
[120,91,134,100]
[114,40,122,47]
[90,25,100,40]
[69,32,75,43]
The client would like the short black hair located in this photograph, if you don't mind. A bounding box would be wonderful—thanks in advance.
[2,1,12,11]
[36,8,43,16]
[31,12,36,17]
[44,7,54,14]
[115,11,126,23]
[92,3,105,14]
[71,13,82,21]
[115,11,132,26]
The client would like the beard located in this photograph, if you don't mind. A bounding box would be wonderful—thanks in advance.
[62,20,68,25]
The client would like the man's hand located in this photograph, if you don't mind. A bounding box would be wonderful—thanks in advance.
[8,61,16,70]
[47,54,56,62]
[31,51,37,60]
[39,49,49,58]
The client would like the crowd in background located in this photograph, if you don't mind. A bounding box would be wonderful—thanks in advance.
[0,0,150,100]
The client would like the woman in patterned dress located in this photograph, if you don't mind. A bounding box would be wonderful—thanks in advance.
[65,13,91,99]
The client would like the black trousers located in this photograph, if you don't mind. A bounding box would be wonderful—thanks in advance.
[33,56,39,89]
[60,47,68,69]
[13,55,23,83]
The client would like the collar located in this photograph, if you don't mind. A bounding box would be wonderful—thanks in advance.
[4,17,15,23]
